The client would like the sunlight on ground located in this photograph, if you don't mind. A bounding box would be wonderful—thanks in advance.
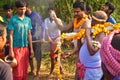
[27,43,75,80]
[27,62,75,80]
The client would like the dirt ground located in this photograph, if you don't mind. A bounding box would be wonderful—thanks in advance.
[27,43,75,80]
[27,72,74,80]
[27,64,75,80]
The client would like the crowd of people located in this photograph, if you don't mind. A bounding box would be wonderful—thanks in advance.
[0,0,120,80]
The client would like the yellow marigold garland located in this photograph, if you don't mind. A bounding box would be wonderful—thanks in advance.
[61,15,88,41]
[54,41,62,80]
[92,22,114,38]
[113,23,120,30]
[62,22,120,41]
[54,57,62,80]
[74,15,88,29]
[61,28,85,40]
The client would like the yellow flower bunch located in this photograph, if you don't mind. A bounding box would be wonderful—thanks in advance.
[92,22,113,38]
[74,15,88,29]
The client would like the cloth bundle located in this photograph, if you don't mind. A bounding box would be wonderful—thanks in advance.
[100,30,120,76]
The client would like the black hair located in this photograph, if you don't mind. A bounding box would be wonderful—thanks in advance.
[111,33,120,51]
[15,0,26,8]
[3,4,13,10]
[0,21,6,36]
[73,1,86,11]
[26,1,30,7]
[86,4,92,14]
[48,7,55,11]
[105,2,115,14]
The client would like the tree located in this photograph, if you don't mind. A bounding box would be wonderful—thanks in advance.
[54,0,120,23]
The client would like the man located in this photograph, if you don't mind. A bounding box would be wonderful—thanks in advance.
[3,4,13,56]
[85,4,92,20]
[100,30,120,80]
[8,1,34,80]
[44,7,63,77]
[102,2,116,24]
[0,21,13,80]
[26,3,45,76]
[63,1,89,58]
[3,4,13,25]
[62,1,90,79]
[78,10,108,80]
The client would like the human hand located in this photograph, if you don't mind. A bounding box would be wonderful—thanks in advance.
[50,11,57,20]
[62,52,71,59]
[92,40,101,48]
[40,39,48,43]
[30,49,34,58]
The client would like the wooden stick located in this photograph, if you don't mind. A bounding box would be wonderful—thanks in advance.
[32,40,48,43]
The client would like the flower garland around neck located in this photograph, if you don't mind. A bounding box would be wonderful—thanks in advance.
[61,28,85,41]
[74,15,88,29]
[91,22,114,38]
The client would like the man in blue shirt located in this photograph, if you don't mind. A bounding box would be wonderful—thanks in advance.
[102,2,116,24]
[26,3,45,76]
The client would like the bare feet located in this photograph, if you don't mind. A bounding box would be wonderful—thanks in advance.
[28,71,35,76]
[48,73,54,78]
[36,71,40,77]
[33,76,39,80]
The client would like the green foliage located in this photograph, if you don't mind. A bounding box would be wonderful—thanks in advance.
[54,0,120,23]
[0,0,14,15]
[0,0,14,5]
[0,0,119,22]
[84,0,120,23]
[54,0,75,23]
[27,0,47,19]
